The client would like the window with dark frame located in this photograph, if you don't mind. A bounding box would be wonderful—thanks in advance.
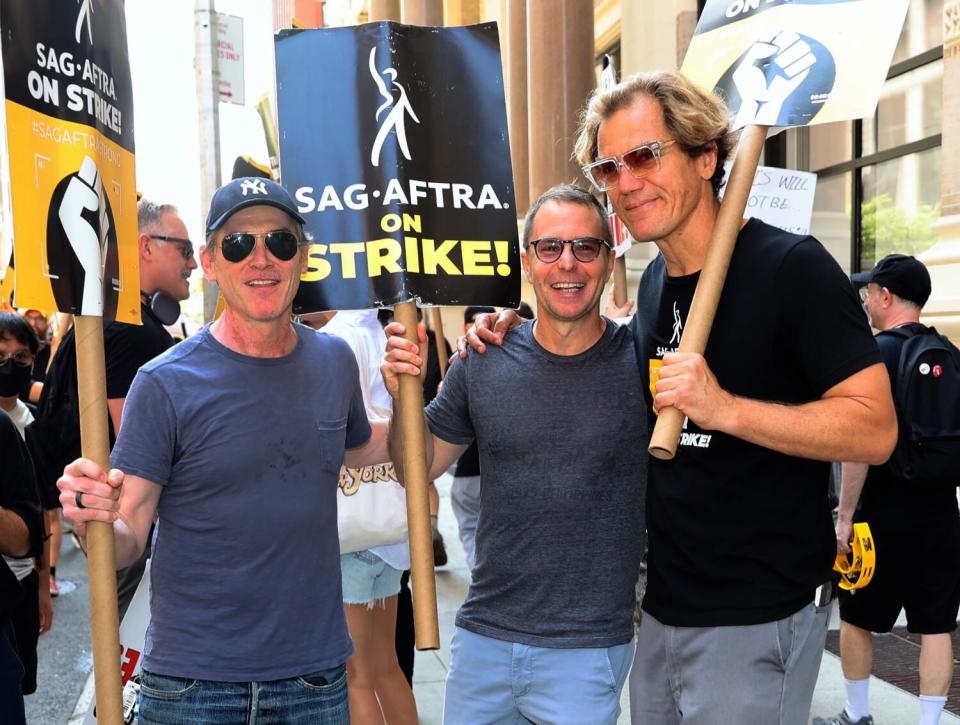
[804,0,943,275]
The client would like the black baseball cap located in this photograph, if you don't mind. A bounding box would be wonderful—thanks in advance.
[205,177,306,232]
[851,254,931,307]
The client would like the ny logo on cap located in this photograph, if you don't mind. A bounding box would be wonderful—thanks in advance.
[240,179,268,196]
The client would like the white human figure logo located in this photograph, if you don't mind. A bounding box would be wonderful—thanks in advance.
[732,30,816,129]
[59,156,109,316]
[75,0,93,45]
[240,179,268,196]
[670,301,683,345]
[369,47,420,168]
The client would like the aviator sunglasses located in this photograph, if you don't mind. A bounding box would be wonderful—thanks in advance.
[581,139,676,193]
[220,230,300,263]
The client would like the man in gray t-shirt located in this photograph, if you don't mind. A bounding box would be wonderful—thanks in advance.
[384,185,647,725]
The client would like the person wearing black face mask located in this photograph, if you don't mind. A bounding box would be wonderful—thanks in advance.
[0,313,37,403]
[0,353,32,400]
[0,312,52,697]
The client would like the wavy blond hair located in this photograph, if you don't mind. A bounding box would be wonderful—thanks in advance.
[574,71,736,197]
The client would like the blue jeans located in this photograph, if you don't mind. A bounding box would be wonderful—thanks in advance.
[137,664,349,724]
[0,620,25,725]
[443,626,634,724]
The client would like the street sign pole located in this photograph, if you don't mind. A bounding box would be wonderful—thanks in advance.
[195,0,222,323]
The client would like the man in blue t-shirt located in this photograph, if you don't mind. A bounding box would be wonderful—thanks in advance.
[58,178,393,724]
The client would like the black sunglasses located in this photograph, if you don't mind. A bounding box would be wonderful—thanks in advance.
[220,230,300,263]
[150,235,194,260]
[528,237,611,264]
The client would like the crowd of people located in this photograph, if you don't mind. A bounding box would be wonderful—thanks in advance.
[0,68,956,725]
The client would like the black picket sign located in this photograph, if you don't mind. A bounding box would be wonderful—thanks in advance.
[275,21,520,313]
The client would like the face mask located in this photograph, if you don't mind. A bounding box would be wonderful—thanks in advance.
[0,359,31,398]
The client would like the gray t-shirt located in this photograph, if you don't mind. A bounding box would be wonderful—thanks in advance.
[112,324,370,681]
[426,320,646,648]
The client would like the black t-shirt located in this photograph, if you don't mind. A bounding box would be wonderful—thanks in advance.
[857,323,960,528]
[423,333,452,407]
[422,330,480,478]
[631,219,881,627]
[30,304,174,489]
[31,345,50,385]
[0,414,43,617]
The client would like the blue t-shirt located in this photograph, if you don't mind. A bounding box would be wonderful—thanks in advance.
[112,324,371,681]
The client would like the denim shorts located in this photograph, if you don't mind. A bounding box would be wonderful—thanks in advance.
[137,664,348,724]
[340,550,403,606]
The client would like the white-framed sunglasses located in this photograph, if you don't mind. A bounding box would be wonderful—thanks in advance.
[581,139,676,193]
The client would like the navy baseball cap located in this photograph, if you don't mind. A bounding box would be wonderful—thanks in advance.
[205,177,306,232]
[851,254,931,307]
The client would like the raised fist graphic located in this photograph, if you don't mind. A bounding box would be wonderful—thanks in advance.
[732,31,816,129]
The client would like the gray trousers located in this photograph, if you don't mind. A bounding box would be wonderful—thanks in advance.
[450,474,481,571]
[630,602,830,725]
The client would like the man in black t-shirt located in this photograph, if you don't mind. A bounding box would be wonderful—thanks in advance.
[812,256,959,725]
[32,198,196,610]
[467,72,898,723]
[575,72,898,724]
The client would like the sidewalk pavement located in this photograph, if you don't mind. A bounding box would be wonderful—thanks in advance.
[415,472,960,724]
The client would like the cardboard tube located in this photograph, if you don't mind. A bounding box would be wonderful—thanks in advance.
[429,307,447,379]
[394,301,440,650]
[74,316,123,724]
[613,257,628,308]
[648,125,767,461]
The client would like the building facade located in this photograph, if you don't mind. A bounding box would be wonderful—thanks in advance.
[319,0,959,338]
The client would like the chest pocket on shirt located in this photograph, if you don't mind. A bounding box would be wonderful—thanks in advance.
[317,417,348,471]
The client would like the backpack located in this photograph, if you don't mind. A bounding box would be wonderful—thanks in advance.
[879,325,960,484]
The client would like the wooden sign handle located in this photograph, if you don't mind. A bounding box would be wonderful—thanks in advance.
[613,257,628,308]
[394,302,440,650]
[648,124,768,461]
[74,316,124,724]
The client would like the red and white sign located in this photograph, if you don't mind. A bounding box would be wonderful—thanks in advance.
[609,212,633,258]
[83,561,152,724]
[216,13,244,106]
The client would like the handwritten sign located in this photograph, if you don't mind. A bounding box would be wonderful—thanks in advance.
[720,163,817,235]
